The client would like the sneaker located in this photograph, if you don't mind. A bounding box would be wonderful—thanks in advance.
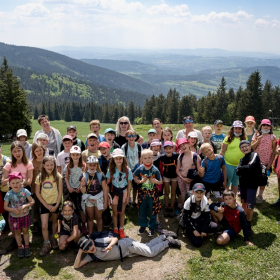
[169,207,175,218]
[271,197,280,207]
[256,195,263,204]
[119,229,126,239]
[39,242,52,256]
[161,230,178,239]
[164,207,169,218]
[18,248,24,258]
[24,247,31,258]
[50,236,58,249]
[148,229,154,236]
[82,225,88,235]
[166,236,181,249]
[5,238,17,253]
[156,222,162,233]
[113,228,119,235]
[138,227,145,235]
[174,207,182,216]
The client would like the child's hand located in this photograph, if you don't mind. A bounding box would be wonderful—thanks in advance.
[103,244,112,252]
[257,135,263,142]
[150,177,157,184]
[50,205,58,212]
[218,204,224,213]
[68,187,74,193]
[141,177,148,184]
[17,205,24,211]
[13,208,20,215]
[184,178,192,184]
[201,232,207,237]
[193,230,201,237]
[223,182,227,190]
[81,186,86,194]
[245,241,255,246]
[198,167,205,176]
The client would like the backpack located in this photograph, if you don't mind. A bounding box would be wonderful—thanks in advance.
[179,152,197,167]
[77,138,82,148]
[2,156,7,166]
[203,154,223,170]
[84,172,103,191]
[123,142,142,160]
[259,161,268,186]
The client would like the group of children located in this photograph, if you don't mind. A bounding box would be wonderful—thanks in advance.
[1,114,277,259]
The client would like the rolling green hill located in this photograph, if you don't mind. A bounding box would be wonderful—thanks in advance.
[0,42,160,96]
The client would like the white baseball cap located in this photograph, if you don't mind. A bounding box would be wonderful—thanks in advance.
[70,145,81,154]
[16,129,27,138]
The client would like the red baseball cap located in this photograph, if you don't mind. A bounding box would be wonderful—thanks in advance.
[99,142,110,149]
[8,172,23,182]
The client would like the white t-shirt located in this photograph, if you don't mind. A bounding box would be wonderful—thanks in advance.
[56,151,70,176]
[176,129,203,142]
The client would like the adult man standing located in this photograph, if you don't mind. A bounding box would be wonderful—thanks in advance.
[33,115,62,157]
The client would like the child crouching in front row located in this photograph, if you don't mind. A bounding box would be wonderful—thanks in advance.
[4,172,34,258]
[134,149,162,236]
[210,190,254,246]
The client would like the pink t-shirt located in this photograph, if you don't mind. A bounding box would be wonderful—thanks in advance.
[4,161,34,180]
[252,133,276,166]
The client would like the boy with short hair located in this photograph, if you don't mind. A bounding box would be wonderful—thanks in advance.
[141,129,157,149]
[82,133,101,163]
[210,120,226,153]
[121,130,143,205]
[61,126,85,152]
[210,190,254,246]
[160,141,179,217]
[104,128,120,153]
[198,126,217,160]
[17,129,32,159]
[134,149,162,236]
[37,133,50,156]
[85,120,106,148]
[57,135,73,199]
[183,183,211,247]
[198,143,227,202]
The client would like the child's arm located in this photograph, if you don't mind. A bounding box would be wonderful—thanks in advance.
[66,224,79,244]
[74,248,89,269]
[102,237,119,252]
[57,219,61,234]
[276,144,280,155]
[57,166,62,175]
[137,135,144,145]
[35,183,52,210]
[133,175,147,184]
[23,169,33,187]
[4,201,20,215]
[17,195,34,211]
[80,176,86,194]
[1,169,9,186]
[219,143,228,157]
[126,180,131,205]
[51,176,63,213]
[251,134,263,150]
[101,179,107,209]
[267,141,277,170]
[65,170,73,193]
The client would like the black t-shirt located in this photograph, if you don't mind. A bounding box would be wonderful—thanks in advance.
[115,134,140,147]
[160,153,179,178]
[79,172,106,196]
[60,137,85,152]
[141,141,150,149]
[58,212,79,232]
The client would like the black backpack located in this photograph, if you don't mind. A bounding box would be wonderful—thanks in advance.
[259,162,268,186]
[123,142,142,160]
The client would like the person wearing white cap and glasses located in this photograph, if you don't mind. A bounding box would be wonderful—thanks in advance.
[220,121,247,195]
[251,119,277,204]
[176,116,203,145]
[17,129,32,159]
[36,133,50,157]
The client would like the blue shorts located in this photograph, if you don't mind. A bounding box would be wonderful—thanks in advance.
[240,187,258,209]
[225,163,239,187]
[220,217,237,240]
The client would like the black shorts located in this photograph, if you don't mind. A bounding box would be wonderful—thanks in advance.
[41,203,59,215]
[132,179,138,190]
[60,229,71,237]
[202,179,223,192]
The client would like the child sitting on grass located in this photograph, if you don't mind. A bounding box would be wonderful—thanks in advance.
[210,189,254,246]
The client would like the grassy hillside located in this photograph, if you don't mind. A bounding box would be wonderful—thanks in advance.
[0,42,160,96]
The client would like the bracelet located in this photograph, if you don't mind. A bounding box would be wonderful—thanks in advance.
[65,240,69,244]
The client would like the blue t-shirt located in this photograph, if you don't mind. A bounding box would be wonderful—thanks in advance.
[210,133,226,153]
[85,135,106,146]
[134,165,161,191]
[106,168,133,189]
[201,156,225,183]
[141,141,150,149]
[4,188,31,217]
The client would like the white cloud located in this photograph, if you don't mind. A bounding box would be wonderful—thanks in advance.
[255,18,270,28]
[147,4,190,17]
[14,3,50,17]
[272,20,280,28]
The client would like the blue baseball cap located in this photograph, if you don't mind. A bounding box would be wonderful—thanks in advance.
[148,129,157,134]
[192,183,205,192]
[104,128,116,135]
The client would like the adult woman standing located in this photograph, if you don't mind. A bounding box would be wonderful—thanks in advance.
[176,116,203,144]
[152,118,163,141]
[220,120,247,195]
[115,116,144,147]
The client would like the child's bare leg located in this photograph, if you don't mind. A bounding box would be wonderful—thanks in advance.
[81,211,86,223]
[14,229,22,246]
[22,228,29,246]
[112,205,118,229]
[52,213,58,235]
[119,204,126,228]
[59,235,68,250]
[74,230,81,243]
[133,189,137,204]
[164,182,170,206]
[95,208,103,232]
[258,186,265,197]
[231,185,238,196]
[41,213,50,241]
[170,181,177,208]
[86,207,94,234]
[210,209,223,224]
[216,232,230,245]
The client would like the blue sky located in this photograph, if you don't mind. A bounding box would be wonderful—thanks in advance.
[1,0,280,54]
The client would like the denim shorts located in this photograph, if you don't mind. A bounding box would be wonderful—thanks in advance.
[220,217,237,240]
[225,163,239,187]
[240,187,258,209]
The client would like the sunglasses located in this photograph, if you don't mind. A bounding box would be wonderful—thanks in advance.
[63,201,73,207]
[240,145,250,149]
[120,122,128,125]
[262,124,270,127]
[127,134,136,138]
[119,173,123,181]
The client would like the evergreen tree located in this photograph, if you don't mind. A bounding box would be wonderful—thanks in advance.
[102,103,110,123]
[0,58,32,136]
[34,106,39,119]
[127,101,135,124]
[64,104,72,122]
[153,94,166,123]
[47,102,54,121]
[41,102,46,115]
[166,89,180,124]
[54,102,60,120]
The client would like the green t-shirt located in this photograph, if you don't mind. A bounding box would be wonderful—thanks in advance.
[223,136,246,166]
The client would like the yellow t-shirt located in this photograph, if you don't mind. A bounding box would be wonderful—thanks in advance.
[223,136,247,166]
[35,173,62,204]
[82,149,101,163]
